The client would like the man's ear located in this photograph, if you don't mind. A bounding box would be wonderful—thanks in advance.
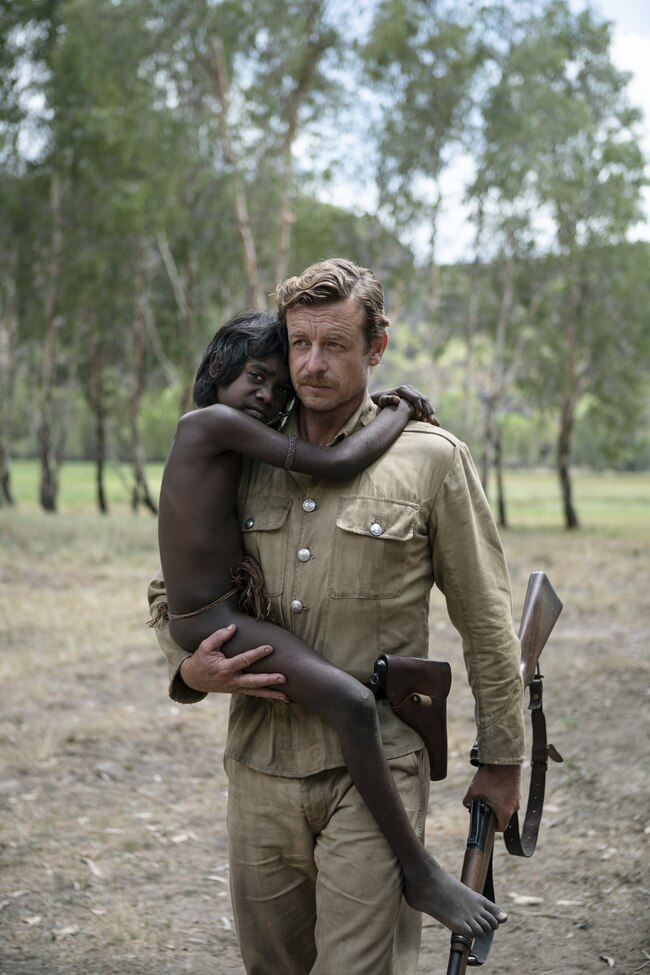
[368,331,388,367]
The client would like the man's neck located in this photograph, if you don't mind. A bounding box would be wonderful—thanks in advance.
[297,410,343,446]
[297,394,367,445]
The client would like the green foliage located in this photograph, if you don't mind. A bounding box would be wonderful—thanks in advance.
[476,2,646,242]
[363,0,482,230]
[1,0,649,507]
[372,317,438,401]
[572,386,650,471]
[140,385,184,462]
[499,412,555,467]
[290,195,413,281]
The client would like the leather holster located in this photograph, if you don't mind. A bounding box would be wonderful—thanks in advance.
[370,654,452,781]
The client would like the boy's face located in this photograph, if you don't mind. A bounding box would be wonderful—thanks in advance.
[216,355,293,424]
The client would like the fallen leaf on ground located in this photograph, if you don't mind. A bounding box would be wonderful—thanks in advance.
[81,857,105,879]
[52,925,79,940]
[509,892,543,906]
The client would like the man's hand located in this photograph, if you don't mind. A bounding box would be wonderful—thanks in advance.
[371,385,439,425]
[463,764,521,833]
[179,624,289,701]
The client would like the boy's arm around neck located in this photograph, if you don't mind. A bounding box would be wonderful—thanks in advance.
[184,399,412,480]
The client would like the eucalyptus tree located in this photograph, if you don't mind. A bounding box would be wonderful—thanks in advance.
[475,0,647,527]
[0,15,27,505]
[158,0,346,306]
[1,0,121,511]
[478,245,555,525]
[0,0,71,510]
[0,180,20,506]
[239,0,343,286]
[524,240,650,487]
[128,0,349,431]
[44,0,192,512]
[362,0,485,342]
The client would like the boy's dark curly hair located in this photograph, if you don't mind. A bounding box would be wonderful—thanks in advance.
[193,310,289,408]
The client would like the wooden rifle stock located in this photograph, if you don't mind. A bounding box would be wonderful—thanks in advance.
[519,572,563,688]
[504,572,563,858]
[446,572,563,973]
[446,800,496,975]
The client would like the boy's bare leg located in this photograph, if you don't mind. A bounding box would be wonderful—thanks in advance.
[172,608,506,936]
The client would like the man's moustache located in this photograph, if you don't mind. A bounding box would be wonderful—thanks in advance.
[297,378,335,390]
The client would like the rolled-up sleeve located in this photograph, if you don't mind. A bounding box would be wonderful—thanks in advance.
[147,571,207,704]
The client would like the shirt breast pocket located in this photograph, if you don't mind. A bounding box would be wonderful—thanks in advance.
[328,497,418,599]
[240,497,292,597]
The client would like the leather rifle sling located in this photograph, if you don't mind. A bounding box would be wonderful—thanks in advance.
[503,671,563,858]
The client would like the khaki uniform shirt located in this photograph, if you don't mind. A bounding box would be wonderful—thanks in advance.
[149,395,525,773]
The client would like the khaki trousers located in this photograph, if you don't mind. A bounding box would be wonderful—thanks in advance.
[225,750,430,975]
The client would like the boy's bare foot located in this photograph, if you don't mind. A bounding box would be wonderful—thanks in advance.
[403,858,507,937]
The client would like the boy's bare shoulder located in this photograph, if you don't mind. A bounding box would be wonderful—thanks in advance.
[178,403,232,421]
[177,403,239,431]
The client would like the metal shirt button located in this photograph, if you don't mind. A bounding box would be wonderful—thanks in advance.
[297,548,311,562]
[244,518,255,529]
[291,599,304,614]
[303,499,317,512]
[370,522,383,536]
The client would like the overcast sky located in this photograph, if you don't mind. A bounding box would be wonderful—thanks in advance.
[579,0,650,158]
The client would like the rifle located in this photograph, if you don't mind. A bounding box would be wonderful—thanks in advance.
[446,572,563,974]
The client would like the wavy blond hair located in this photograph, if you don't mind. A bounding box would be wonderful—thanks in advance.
[275,258,390,348]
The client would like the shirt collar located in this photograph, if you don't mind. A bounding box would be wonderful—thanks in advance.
[331,393,378,444]
[286,393,378,445]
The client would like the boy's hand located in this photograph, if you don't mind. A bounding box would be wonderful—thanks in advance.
[180,625,289,701]
[371,385,439,425]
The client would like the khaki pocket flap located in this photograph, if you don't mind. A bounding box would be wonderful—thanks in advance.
[241,497,292,533]
[335,497,418,541]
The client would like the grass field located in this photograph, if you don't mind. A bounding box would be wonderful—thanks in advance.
[6,459,650,536]
[8,460,166,515]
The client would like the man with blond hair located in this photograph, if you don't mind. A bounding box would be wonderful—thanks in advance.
[149,257,523,975]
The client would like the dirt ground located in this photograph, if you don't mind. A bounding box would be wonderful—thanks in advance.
[0,510,648,975]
